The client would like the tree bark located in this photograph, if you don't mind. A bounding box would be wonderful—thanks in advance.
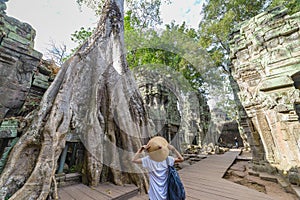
[0,0,149,199]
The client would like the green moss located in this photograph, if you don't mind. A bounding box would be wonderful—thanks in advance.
[0,137,19,173]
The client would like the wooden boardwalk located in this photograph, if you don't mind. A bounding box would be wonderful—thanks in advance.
[130,149,275,200]
[58,182,139,200]
[59,149,276,200]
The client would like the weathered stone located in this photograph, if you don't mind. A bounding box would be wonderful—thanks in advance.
[0,137,18,174]
[0,0,8,14]
[0,8,42,118]
[0,6,58,179]
[230,7,300,178]
[232,171,247,178]
[0,119,18,138]
[259,173,279,183]
[133,68,210,150]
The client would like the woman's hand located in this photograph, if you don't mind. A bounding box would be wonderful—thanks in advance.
[132,144,150,164]
[168,144,184,163]
[138,144,150,153]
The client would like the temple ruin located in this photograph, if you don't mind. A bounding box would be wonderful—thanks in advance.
[133,67,210,150]
[230,7,300,184]
[0,1,299,198]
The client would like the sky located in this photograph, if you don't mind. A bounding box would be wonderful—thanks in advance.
[6,0,203,57]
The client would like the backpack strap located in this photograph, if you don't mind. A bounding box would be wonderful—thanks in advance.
[166,156,169,166]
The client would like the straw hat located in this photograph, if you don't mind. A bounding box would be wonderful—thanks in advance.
[147,136,169,162]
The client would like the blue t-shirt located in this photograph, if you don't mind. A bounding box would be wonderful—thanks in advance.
[142,156,175,200]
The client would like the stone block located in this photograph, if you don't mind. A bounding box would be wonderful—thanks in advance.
[282,28,300,42]
[7,31,30,46]
[237,156,252,161]
[260,76,294,92]
[265,38,280,50]
[259,173,278,183]
[32,73,50,90]
[291,185,300,199]
[281,113,299,122]
[248,169,260,177]
[236,49,250,63]
[232,171,247,178]
[268,47,291,64]
[1,37,41,58]
[280,23,299,37]
[0,10,43,118]
[288,171,300,186]
[0,120,18,138]
[291,49,300,57]
[65,172,81,181]
[2,15,35,40]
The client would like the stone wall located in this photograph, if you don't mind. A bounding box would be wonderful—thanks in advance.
[0,1,42,119]
[230,7,300,175]
[201,108,242,152]
[133,67,210,150]
[0,2,58,173]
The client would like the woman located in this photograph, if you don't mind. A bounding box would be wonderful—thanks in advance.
[132,136,184,200]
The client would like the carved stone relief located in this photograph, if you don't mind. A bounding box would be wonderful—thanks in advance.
[133,68,209,150]
[230,7,300,175]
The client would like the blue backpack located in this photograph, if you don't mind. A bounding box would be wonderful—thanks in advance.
[166,158,186,200]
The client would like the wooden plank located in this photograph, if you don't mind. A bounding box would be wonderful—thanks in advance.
[185,188,236,200]
[183,179,272,200]
[129,149,274,200]
[60,186,95,200]
[128,194,149,200]
[93,183,125,198]
[58,189,75,200]
[112,184,139,200]
[178,150,274,200]
[60,149,277,200]
[58,183,139,200]
[73,184,110,200]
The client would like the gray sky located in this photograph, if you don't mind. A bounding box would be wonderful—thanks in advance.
[6,0,203,57]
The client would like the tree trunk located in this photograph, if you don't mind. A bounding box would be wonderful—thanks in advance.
[0,0,150,199]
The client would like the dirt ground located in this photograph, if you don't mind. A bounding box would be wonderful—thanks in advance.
[224,151,299,200]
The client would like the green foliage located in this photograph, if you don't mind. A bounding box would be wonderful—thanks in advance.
[199,0,268,71]
[199,0,300,72]
[198,0,300,118]
[285,0,300,14]
[77,0,171,26]
[124,10,136,31]
[198,0,270,118]
[76,0,105,15]
[125,21,214,93]
[5,195,11,200]
[125,0,171,28]
[69,27,94,56]
[69,164,83,173]
[0,138,19,174]
[268,0,300,14]
[74,0,300,120]
[68,11,210,95]
[71,27,93,45]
